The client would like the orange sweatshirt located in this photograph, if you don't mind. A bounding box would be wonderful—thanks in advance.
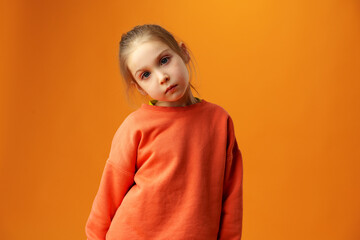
[85,99,243,240]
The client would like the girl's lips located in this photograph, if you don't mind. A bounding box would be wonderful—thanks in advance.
[165,84,177,93]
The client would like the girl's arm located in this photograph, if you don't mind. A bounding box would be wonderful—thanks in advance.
[85,160,134,240]
[85,118,139,240]
[218,116,244,240]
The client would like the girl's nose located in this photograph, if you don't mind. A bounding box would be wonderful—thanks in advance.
[159,72,170,84]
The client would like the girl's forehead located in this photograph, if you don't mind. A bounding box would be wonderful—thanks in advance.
[127,40,174,72]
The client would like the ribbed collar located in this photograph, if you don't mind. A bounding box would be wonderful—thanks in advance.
[141,98,207,112]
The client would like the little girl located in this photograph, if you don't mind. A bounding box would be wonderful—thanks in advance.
[85,24,243,240]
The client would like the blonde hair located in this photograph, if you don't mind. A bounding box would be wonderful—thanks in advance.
[119,24,200,107]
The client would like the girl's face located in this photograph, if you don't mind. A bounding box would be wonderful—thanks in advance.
[127,40,193,107]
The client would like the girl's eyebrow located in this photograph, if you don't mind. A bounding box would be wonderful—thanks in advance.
[135,48,170,75]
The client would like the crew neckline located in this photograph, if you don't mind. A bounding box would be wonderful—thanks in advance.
[141,98,207,112]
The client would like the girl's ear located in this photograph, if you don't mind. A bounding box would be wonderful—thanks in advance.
[179,42,190,63]
[131,81,148,96]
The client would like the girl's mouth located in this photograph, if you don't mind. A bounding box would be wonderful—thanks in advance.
[166,84,177,93]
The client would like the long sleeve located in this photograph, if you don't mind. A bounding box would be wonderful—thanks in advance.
[218,116,244,240]
[85,117,139,240]
[85,162,134,240]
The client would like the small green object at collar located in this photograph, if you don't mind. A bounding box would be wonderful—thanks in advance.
[149,97,202,106]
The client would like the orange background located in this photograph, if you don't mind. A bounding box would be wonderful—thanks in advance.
[1,0,360,239]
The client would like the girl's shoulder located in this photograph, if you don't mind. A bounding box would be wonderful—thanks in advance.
[202,100,232,118]
[109,110,143,146]
[116,109,144,130]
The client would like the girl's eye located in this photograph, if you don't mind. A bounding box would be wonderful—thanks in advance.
[160,56,170,65]
[140,71,150,80]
